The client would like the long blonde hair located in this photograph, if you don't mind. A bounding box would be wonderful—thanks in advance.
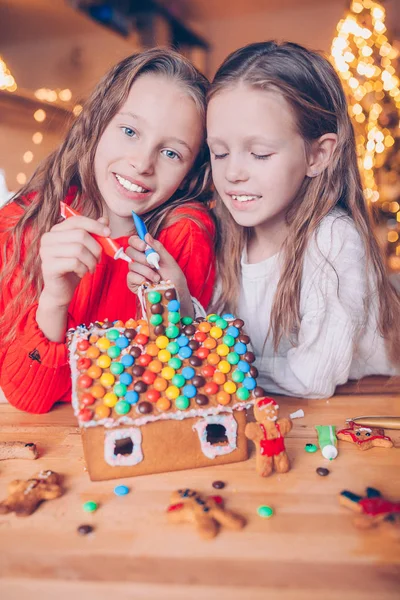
[209,41,400,363]
[1,48,213,342]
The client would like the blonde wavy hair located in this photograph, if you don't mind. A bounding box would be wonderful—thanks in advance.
[1,48,213,342]
[209,41,400,364]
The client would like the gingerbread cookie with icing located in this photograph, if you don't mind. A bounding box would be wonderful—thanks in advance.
[0,470,63,516]
[339,487,400,536]
[167,488,246,538]
[337,421,393,451]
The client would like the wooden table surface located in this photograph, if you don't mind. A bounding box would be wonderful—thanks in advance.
[1,383,400,600]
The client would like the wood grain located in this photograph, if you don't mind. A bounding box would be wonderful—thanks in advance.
[0,390,399,600]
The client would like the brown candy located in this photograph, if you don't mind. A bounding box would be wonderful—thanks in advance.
[254,386,266,398]
[316,468,330,477]
[130,347,142,358]
[134,381,148,393]
[165,289,177,301]
[233,319,244,329]
[154,325,166,336]
[151,304,163,315]
[195,394,208,406]
[132,365,145,377]
[212,480,225,489]
[243,352,255,363]
[192,375,205,388]
[77,524,94,535]
[189,356,202,367]
[249,366,258,378]
[238,334,250,344]
[137,401,152,414]
[188,340,200,351]
[184,325,196,336]
[124,328,136,340]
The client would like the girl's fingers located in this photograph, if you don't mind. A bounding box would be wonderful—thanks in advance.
[125,244,151,265]
[41,243,98,275]
[128,259,160,283]
[127,235,147,252]
[42,257,90,280]
[41,229,103,261]
[53,215,111,237]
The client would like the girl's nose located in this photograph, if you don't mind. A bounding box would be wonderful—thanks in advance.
[225,157,248,183]
[129,148,155,176]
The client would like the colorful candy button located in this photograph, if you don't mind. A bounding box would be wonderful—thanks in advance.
[237,360,250,372]
[305,443,318,453]
[222,335,235,347]
[77,374,93,389]
[158,349,171,363]
[120,373,133,386]
[168,312,180,324]
[168,357,182,370]
[142,370,156,385]
[176,335,189,347]
[181,366,195,380]
[114,383,127,397]
[216,344,229,357]
[156,397,171,411]
[121,354,134,367]
[206,314,218,322]
[210,326,223,339]
[147,389,161,403]
[182,316,193,325]
[217,391,231,405]
[106,329,120,341]
[100,373,115,387]
[81,393,95,406]
[95,405,111,419]
[204,382,219,395]
[226,326,239,338]
[165,386,180,400]
[207,353,220,366]
[91,385,106,399]
[77,357,91,371]
[165,325,179,339]
[110,362,125,375]
[150,314,163,326]
[166,341,179,355]
[218,360,231,374]
[223,381,237,395]
[215,318,228,329]
[114,401,130,415]
[222,313,235,320]
[183,384,197,398]
[87,365,102,380]
[135,333,149,346]
[178,346,192,359]
[234,342,247,355]
[83,501,98,513]
[168,300,180,312]
[77,339,90,352]
[227,352,240,365]
[103,392,118,407]
[213,371,226,385]
[257,505,274,519]
[107,346,121,359]
[243,377,256,390]
[148,291,162,304]
[97,337,111,351]
[203,337,217,350]
[172,374,185,388]
[137,353,152,367]
[116,336,129,349]
[149,359,163,373]
[86,347,100,360]
[175,395,190,410]
[156,336,169,349]
[161,366,175,380]
[125,390,139,404]
[114,485,130,496]
[154,377,168,392]
[78,408,93,421]
[236,387,250,401]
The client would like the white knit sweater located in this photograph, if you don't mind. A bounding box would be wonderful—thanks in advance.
[215,209,398,399]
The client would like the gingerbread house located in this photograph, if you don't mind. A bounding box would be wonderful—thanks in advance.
[69,282,266,481]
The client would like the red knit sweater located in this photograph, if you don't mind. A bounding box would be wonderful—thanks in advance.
[0,197,215,414]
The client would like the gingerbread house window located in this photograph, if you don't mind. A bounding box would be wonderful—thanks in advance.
[193,414,238,459]
[104,428,143,467]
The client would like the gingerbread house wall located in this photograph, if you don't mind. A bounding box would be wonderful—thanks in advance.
[82,411,248,481]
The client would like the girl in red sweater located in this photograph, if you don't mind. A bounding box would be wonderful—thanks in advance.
[0,48,215,413]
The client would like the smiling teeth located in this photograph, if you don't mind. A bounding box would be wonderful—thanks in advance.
[231,195,258,202]
[115,174,148,193]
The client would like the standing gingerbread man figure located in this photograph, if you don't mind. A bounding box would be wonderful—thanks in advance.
[245,397,292,477]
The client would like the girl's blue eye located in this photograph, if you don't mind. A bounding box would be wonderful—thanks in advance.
[122,127,136,137]
[162,149,179,160]
[252,153,272,160]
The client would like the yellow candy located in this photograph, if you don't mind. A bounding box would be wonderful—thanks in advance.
[158,349,171,363]
[155,335,169,349]
[103,392,118,407]
[216,344,229,357]
[210,326,223,339]
[97,355,112,369]
[161,366,175,380]
[97,337,111,351]
[100,372,115,387]
[156,398,171,411]
[165,385,180,400]
[223,381,237,395]
[218,360,231,374]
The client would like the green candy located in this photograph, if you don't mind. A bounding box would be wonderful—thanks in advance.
[227,352,240,365]
[114,400,130,415]
[110,362,124,375]
[83,501,98,513]
[168,312,181,324]
[106,328,120,341]
[305,443,318,453]
[169,357,182,370]
[215,318,228,329]
[182,317,193,325]
[257,505,273,519]
[167,342,179,355]
[148,291,162,304]
[114,383,127,397]
[232,369,245,383]
[172,374,185,388]
[175,395,190,410]
[222,334,235,347]
[165,325,179,339]
[236,387,250,401]
[150,314,163,326]
[107,345,121,359]
[207,314,219,323]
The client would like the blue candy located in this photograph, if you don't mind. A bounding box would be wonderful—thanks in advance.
[168,300,180,312]
[178,346,192,359]
[120,373,133,386]
[176,335,189,347]
[121,354,134,367]
[234,342,247,355]
[183,384,197,398]
[243,376,256,390]
[114,485,130,496]
[226,326,239,338]
[181,366,195,380]
[238,360,251,373]
[125,390,139,404]
[222,313,235,320]
[115,336,129,349]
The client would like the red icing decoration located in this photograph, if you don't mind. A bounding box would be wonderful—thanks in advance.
[209,495,223,504]
[337,421,392,445]
[359,497,400,516]
[167,502,184,512]
[259,423,285,456]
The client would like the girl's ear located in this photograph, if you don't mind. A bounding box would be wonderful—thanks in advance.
[306,133,338,178]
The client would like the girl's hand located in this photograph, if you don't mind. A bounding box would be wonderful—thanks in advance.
[39,215,110,308]
[126,233,194,317]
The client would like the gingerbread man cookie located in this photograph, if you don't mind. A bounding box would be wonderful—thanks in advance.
[339,487,400,537]
[0,470,63,516]
[337,421,393,451]
[0,442,38,460]
[245,397,292,477]
[167,488,246,539]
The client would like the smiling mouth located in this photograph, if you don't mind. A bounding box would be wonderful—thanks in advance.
[230,194,261,203]
[114,173,150,194]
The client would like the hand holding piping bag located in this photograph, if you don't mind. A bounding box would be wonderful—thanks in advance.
[131,211,161,269]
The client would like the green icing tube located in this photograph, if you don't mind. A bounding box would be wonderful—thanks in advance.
[315,425,338,460]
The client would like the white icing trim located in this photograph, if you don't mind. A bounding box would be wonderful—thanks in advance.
[193,413,238,459]
[104,427,143,466]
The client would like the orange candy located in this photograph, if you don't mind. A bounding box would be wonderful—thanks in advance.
[140,325,150,337]
[156,397,171,411]
[86,346,101,359]
[89,334,99,344]
[114,320,125,328]
[95,404,111,419]
[91,384,106,399]
[203,337,217,350]
[148,359,163,373]
[87,365,102,380]
[146,343,160,357]
[198,321,212,333]
[213,371,226,385]
[125,318,137,329]
[207,353,220,366]
[217,391,231,405]
[154,377,168,392]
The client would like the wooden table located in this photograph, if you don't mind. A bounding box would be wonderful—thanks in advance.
[1,386,400,600]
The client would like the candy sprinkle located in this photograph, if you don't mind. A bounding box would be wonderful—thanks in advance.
[114,485,130,496]
[257,505,274,519]
[83,501,98,513]
[305,443,318,453]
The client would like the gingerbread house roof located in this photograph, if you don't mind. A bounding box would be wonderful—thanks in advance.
[69,281,265,428]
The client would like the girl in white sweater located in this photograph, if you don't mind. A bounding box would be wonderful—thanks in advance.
[128,41,400,398]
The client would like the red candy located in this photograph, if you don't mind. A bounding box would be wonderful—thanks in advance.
[194,331,207,343]
[204,382,219,395]
[142,370,157,385]
[202,365,215,378]
[197,347,210,360]
[135,333,149,346]
[77,374,93,389]
[147,389,161,403]
[137,353,152,367]
[78,408,93,421]
[77,357,91,371]
[77,339,90,352]
[81,393,95,406]
[209,495,223,505]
